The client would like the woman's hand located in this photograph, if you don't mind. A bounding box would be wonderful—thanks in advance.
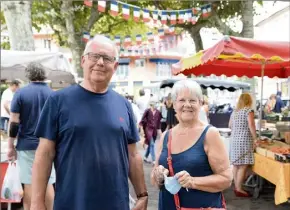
[175,170,194,189]
[152,165,169,186]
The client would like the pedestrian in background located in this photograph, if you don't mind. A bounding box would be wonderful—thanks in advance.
[140,99,162,165]
[7,62,55,210]
[1,80,20,133]
[229,93,256,197]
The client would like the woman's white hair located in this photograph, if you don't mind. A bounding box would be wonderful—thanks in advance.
[171,79,203,101]
[83,34,119,60]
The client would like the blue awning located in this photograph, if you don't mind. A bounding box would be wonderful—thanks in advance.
[118,58,130,65]
[149,58,179,64]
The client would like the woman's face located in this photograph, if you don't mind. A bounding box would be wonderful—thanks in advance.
[173,88,201,123]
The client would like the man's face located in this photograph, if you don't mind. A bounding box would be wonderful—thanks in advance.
[10,84,19,92]
[81,41,118,85]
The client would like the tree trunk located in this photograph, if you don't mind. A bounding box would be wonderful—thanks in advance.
[240,0,256,110]
[61,1,84,77]
[241,0,254,38]
[190,30,203,53]
[186,26,203,78]
[2,1,35,50]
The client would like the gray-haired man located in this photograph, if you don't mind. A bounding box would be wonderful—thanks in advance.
[7,62,55,210]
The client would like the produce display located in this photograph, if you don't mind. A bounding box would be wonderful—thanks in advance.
[270,147,290,155]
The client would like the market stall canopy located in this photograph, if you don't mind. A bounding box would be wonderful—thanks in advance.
[160,78,250,92]
[172,36,290,78]
[1,50,76,84]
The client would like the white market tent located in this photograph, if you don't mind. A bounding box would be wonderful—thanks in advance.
[1,50,76,86]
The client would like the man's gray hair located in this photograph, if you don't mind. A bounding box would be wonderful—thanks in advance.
[25,62,47,81]
[171,79,203,101]
[83,34,119,61]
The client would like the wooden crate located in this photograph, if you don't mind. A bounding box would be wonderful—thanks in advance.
[256,147,267,157]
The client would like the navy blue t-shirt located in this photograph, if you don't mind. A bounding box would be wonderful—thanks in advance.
[10,82,52,150]
[34,85,140,210]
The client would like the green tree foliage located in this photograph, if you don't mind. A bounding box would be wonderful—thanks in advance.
[1,1,259,77]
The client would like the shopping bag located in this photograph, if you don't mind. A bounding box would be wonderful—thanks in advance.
[1,161,23,202]
[129,193,136,210]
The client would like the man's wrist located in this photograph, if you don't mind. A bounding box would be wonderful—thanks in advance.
[136,191,148,199]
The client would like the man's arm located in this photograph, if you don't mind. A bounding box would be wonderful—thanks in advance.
[7,113,20,160]
[128,143,147,195]
[4,100,11,115]
[31,138,55,210]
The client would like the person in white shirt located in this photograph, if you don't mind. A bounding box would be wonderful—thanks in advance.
[0,80,20,132]
[136,89,149,117]
[125,94,141,124]
[199,95,209,124]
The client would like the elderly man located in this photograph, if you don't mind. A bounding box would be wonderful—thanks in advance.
[31,35,148,210]
[7,63,55,210]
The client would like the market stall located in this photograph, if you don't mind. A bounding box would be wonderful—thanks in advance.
[1,50,77,89]
[171,36,290,204]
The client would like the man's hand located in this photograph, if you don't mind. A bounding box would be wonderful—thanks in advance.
[7,145,17,161]
[132,196,148,210]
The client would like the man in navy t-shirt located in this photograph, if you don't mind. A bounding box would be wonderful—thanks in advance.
[31,35,148,210]
[7,62,55,210]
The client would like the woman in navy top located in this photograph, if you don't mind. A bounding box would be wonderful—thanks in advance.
[151,80,232,210]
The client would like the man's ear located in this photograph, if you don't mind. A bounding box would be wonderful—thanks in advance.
[81,55,85,68]
[113,62,119,72]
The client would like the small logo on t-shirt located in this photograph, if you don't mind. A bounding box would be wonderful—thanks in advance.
[119,117,124,122]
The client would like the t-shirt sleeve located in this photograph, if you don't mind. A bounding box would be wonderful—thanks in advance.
[126,101,140,144]
[10,91,21,113]
[34,95,58,141]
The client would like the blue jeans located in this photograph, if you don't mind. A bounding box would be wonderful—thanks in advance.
[0,117,9,132]
[145,137,155,162]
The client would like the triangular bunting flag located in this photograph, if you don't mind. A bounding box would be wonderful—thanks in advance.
[136,34,142,44]
[170,12,177,25]
[161,11,167,24]
[84,0,92,7]
[110,1,119,17]
[97,1,106,13]
[122,4,130,20]
[133,7,141,22]
[178,11,185,24]
[82,32,90,42]
[143,9,150,22]
[153,11,159,23]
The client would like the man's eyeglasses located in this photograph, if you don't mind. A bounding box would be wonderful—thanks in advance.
[85,53,116,64]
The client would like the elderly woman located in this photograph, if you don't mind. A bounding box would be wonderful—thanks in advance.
[229,93,256,197]
[151,80,232,210]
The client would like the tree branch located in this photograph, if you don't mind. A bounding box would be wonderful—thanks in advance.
[210,9,240,36]
[85,0,102,32]
[100,18,126,34]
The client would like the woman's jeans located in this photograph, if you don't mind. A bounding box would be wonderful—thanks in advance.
[145,137,155,162]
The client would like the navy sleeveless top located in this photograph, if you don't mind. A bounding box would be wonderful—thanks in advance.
[158,125,223,210]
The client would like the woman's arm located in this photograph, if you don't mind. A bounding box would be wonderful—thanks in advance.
[248,111,257,141]
[189,127,232,192]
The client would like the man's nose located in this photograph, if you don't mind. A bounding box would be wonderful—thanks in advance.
[96,56,105,66]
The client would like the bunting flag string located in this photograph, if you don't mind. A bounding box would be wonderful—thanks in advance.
[84,0,212,26]
[82,28,184,57]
